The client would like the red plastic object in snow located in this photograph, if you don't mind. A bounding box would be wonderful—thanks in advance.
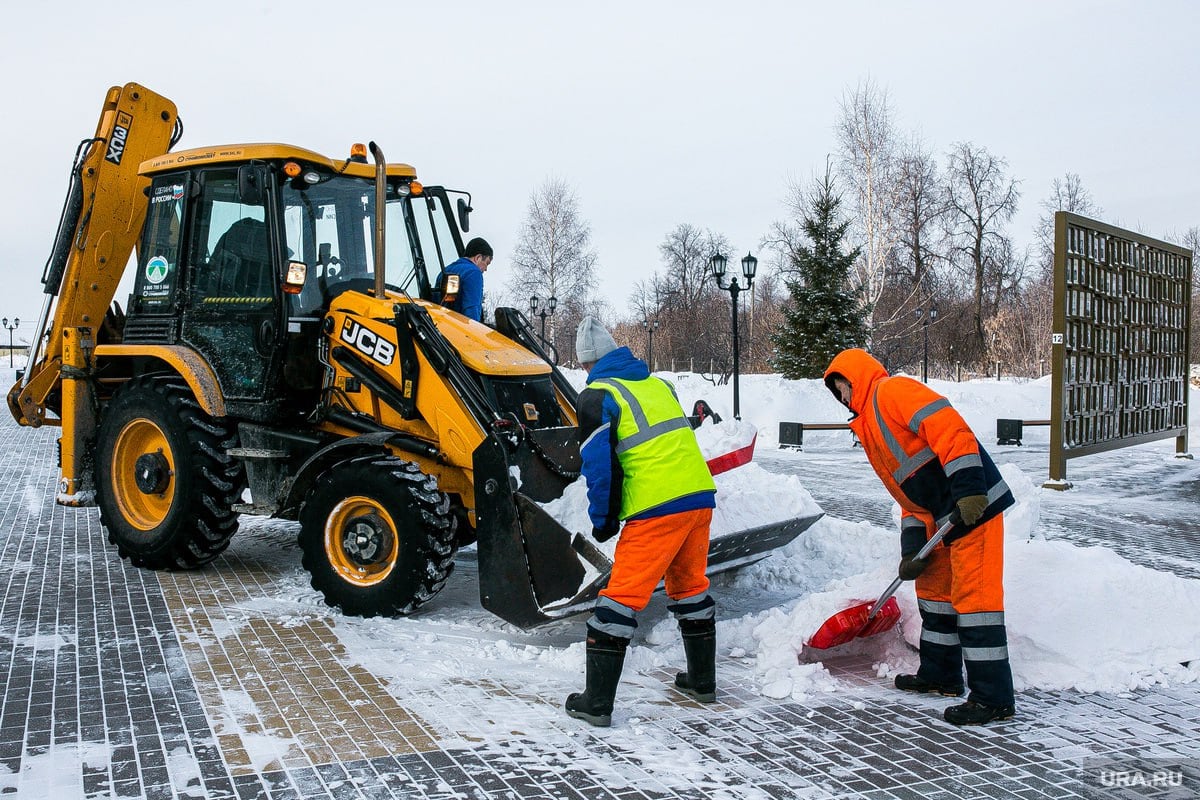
[806,596,901,650]
[706,433,757,476]
[805,515,958,651]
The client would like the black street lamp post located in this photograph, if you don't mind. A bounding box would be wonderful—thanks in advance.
[642,319,659,370]
[1,317,18,369]
[529,295,557,341]
[709,252,757,420]
[915,304,938,383]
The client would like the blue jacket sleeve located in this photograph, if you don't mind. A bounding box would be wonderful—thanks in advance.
[577,388,623,530]
[460,266,484,321]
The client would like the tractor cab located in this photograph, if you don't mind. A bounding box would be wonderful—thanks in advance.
[125,145,469,419]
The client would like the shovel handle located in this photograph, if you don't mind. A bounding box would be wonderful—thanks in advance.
[865,514,959,623]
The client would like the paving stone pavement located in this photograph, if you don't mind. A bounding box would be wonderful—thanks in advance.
[2,415,1199,799]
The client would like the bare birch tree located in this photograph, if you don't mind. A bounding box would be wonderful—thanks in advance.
[1182,226,1200,367]
[1034,173,1101,276]
[835,77,900,336]
[944,142,1021,354]
[506,178,598,350]
[653,224,730,374]
[892,137,947,291]
[868,137,950,363]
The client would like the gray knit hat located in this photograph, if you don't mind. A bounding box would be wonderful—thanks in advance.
[576,316,618,364]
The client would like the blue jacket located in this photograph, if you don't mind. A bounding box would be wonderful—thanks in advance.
[440,256,484,321]
[577,347,716,531]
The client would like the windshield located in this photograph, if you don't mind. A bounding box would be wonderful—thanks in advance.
[281,175,461,315]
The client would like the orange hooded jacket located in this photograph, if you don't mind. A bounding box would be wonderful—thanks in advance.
[824,349,1013,553]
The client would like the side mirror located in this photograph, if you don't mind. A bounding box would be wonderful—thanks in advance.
[457,197,472,233]
[237,165,264,205]
[283,261,307,295]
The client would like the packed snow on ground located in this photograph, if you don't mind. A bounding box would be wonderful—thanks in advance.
[5,360,1200,795]
[307,369,1200,718]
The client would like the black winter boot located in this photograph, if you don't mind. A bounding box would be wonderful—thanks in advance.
[894,673,965,697]
[565,627,628,727]
[944,699,1015,725]
[674,618,716,703]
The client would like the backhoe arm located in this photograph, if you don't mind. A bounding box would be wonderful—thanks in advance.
[9,83,178,427]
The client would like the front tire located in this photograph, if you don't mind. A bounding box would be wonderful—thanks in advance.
[95,374,244,568]
[299,457,457,617]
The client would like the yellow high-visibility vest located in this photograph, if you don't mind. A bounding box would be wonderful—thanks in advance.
[589,377,716,519]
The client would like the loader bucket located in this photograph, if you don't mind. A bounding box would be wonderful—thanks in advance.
[472,429,824,629]
[473,429,604,628]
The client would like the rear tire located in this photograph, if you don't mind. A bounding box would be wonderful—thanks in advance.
[95,374,244,568]
[299,457,457,617]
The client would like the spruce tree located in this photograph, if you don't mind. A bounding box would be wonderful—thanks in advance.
[772,170,869,378]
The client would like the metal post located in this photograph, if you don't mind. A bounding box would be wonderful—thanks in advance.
[921,316,929,383]
[2,318,17,369]
[730,279,742,419]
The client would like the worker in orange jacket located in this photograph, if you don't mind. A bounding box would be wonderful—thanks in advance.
[824,348,1016,726]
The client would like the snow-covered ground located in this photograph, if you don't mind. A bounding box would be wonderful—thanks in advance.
[3,359,1200,798]
[547,366,1200,700]
[224,366,1198,708]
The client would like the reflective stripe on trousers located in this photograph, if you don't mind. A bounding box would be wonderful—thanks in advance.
[914,515,1014,706]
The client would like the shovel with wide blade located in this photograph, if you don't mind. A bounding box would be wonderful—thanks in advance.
[806,514,959,650]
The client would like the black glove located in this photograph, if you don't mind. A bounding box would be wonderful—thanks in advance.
[898,555,929,581]
[592,523,620,543]
[956,494,988,527]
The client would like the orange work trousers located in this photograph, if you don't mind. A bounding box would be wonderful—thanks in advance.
[915,513,1005,613]
[600,507,713,612]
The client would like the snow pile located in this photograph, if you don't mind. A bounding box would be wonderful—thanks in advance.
[529,370,1200,697]
[702,458,1200,698]
[439,366,1196,707]
[692,416,757,458]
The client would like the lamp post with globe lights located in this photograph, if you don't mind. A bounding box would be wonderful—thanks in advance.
[709,252,757,420]
[528,295,557,342]
[642,318,660,370]
[1,318,18,369]
[915,304,938,383]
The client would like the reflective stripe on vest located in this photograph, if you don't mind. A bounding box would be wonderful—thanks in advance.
[873,391,937,483]
[591,377,715,518]
[595,378,691,453]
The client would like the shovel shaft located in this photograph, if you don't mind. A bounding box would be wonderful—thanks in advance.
[865,515,958,623]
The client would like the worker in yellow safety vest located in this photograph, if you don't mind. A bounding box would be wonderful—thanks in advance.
[565,317,718,727]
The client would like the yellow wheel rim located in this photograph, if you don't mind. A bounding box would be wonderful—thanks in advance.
[324,496,399,586]
[111,417,175,531]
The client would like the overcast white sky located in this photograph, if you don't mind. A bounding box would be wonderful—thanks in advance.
[1,0,1197,338]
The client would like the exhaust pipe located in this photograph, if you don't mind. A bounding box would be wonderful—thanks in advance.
[368,141,386,299]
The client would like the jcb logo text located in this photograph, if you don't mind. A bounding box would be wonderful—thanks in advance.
[340,319,395,366]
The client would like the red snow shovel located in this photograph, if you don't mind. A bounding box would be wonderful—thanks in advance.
[806,515,958,650]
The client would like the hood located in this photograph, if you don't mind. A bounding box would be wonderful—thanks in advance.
[823,348,889,416]
[587,346,649,382]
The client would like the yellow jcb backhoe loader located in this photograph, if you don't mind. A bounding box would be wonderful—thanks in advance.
[9,83,821,627]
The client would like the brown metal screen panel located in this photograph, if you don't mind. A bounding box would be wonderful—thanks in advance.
[1048,212,1192,485]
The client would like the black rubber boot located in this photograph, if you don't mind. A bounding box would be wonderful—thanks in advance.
[565,627,628,727]
[894,673,965,697]
[674,618,716,703]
